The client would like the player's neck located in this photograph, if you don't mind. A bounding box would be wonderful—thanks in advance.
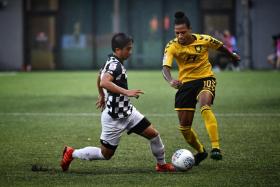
[178,35,196,46]
[112,53,124,63]
[181,35,195,45]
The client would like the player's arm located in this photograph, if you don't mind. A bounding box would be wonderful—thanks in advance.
[217,45,240,62]
[162,44,182,89]
[96,72,105,110]
[100,72,144,98]
[206,34,240,62]
[162,66,182,89]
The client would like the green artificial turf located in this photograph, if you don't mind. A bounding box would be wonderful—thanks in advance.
[0,71,279,186]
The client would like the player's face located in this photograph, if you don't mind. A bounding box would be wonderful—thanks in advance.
[174,24,191,44]
[120,42,133,60]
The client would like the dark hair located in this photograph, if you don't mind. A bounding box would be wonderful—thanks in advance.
[111,33,133,52]
[174,11,191,28]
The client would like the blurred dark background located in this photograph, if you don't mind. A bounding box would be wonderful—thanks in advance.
[0,0,279,71]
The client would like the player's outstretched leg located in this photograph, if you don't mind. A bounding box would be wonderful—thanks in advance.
[194,148,208,166]
[60,146,74,171]
[60,146,106,171]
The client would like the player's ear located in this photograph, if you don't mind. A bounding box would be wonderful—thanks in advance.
[115,48,122,54]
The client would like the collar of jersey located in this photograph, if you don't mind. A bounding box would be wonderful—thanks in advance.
[108,53,123,64]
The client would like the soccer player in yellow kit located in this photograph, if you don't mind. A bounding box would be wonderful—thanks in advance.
[162,11,240,165]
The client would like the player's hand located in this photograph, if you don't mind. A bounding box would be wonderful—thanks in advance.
[169,79,182,89]
[96,95,105,110]
[125,89,144,98]
[232,52,241,62]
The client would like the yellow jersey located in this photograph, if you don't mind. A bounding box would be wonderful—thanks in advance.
[162,33,223,83]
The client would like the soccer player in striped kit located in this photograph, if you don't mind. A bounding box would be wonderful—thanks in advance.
[61,33,175,172]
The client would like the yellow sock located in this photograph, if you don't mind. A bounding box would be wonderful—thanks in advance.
[201,105,220,149]
[178,126,204,153]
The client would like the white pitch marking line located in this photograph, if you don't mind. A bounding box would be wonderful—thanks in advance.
[0,112,279,117]
[0,72,17,76]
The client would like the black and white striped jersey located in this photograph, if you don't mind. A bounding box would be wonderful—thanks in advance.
[100,54,133,119]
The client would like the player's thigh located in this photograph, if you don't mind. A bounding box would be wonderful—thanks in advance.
[126,108,156,139]
[126,108,147,134]
[177,110,195,126]
[198,90,213,106]
[175,84,197,111]
[100,110,125,147]
[197,78,216,106]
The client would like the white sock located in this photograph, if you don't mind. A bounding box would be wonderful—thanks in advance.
[72,147,105,161]
[150,135,166,165]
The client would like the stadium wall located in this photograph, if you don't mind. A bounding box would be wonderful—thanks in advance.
[0,0,279,71]
[236,0,280,69]
[251,0,280,69]
[0,0,23,71]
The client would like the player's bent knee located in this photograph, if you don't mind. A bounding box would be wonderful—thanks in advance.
[100,141,117,160]
[103,153,114,160]
[101,149,115,160]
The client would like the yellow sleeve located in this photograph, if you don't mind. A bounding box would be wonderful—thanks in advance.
[205,35,223,49]
[162,43,175,67]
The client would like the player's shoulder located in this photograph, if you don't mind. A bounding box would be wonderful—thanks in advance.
[166,38,178,48]
[165,38,178,52]
[107,55,120,64]
[193,33,212,42]
[103,54,123,72]
[193,33,221,45]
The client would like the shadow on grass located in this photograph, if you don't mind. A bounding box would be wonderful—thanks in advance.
[69,168,194,175]
[32,166,194,175]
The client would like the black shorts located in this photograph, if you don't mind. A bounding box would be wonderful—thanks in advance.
[127,117,151,135]
[175,77,216,110]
